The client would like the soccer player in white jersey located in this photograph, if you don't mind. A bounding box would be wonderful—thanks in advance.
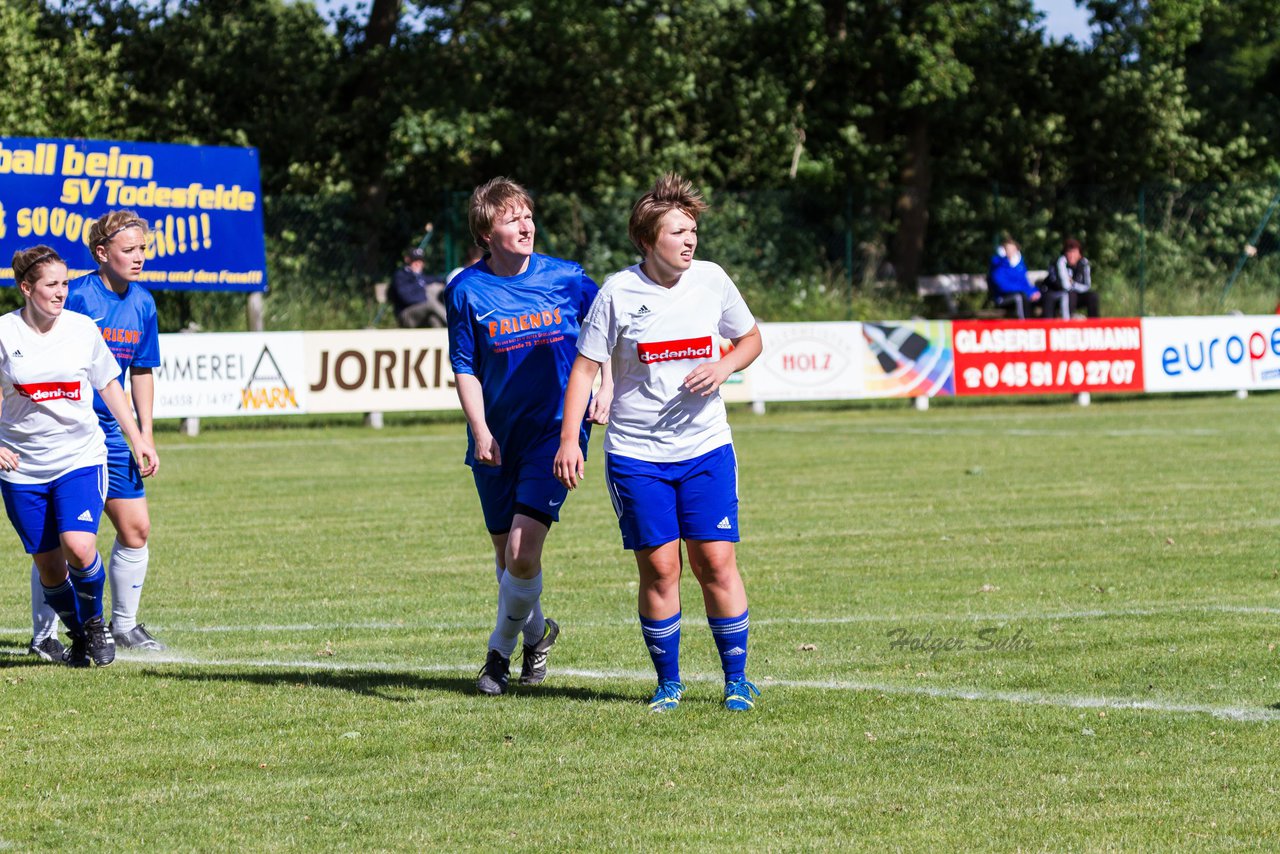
[2,246,159,667]
[446,177,611,695]
[27,210,165,658]
[554,174,764,712]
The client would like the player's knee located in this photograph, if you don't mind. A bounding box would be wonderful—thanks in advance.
[505,549,541,578]
[697,562,739,591]
[116,520,150,548]
[63,542,99,569]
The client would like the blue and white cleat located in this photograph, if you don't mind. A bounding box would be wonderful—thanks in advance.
[648,680,685,713]
[723,678,760,711]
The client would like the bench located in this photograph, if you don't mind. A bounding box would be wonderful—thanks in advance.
[918,271,1047,319]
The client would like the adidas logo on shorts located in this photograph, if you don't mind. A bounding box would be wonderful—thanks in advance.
[77,510,93,522]
[716,517,732,530]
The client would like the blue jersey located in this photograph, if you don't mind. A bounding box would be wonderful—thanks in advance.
[65,272,161,435]
[446,253,598,466]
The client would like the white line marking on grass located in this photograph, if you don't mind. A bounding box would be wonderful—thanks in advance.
[5,602,1274,638]
[80,654,1280,723]
[162,435,457,453]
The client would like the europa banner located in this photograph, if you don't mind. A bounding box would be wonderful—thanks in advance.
[952,319,1145,396]
[0,137,267,292]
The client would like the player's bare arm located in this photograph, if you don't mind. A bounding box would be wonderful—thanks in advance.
[586,357,613,425]
[130,367,155,440]
[454,373,502,466]
[98,380,158,477]
[683,324,763,396]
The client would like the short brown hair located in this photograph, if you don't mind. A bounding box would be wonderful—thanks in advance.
[88,209,149,255]
[468,177,534,250]
[1063,237,1082,253]
[628,173,708,254]
[12,245,64,284]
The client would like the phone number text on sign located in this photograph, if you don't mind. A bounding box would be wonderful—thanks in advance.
[952,320,1144,396]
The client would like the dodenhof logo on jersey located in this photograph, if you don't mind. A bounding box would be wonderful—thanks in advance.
[637,336,714,364]
[15,381,80,403]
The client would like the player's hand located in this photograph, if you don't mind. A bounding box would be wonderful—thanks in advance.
[586,387,612,425]
[0,447,19,473]
[683,361,734,397]
[553,441,585,490]
[474,433,502,467]
[133,437,159,478]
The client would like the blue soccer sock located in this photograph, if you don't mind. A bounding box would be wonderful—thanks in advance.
[41,578,83,635]
[639,611,682,684]
[708,608,750,683]
[66,553,105,623]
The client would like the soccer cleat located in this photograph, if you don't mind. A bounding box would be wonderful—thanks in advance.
[82,616,115,667]
[63,633,90,668]
[111,622,167,652]
[27,636,66,663]
[723,677,760,712]
[648,679,685,712]
[476,649,511,696]
[518,618,560,686]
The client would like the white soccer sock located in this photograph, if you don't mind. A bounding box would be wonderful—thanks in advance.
[109,540,150,633]
[30,562,58,642]
[488,572,543,658]
[496,559,544,645]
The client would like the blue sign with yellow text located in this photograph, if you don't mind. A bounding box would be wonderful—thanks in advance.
[0,137,267,292]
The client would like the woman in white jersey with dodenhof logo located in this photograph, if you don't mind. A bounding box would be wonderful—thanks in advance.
[554,174,764,713]
[1,246,158,668]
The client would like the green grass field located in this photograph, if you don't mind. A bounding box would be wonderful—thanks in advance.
[3,394,1279,850]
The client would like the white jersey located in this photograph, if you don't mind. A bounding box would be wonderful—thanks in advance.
[0,309,122,484]
[579,260,756,462]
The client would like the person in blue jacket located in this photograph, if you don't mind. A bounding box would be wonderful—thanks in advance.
[989,237,1041,319]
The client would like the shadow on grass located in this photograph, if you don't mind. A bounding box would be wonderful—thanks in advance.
[0,653,58,670]
[140,666,637,703]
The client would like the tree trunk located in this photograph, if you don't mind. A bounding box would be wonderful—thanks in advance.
[349,0,402,280]
[892,111,932,290]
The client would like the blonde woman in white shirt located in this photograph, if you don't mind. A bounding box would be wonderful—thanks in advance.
[1,246,158,668]
[555,174,763,712]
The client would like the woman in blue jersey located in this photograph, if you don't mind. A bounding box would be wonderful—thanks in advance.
[29,210,165,658]
[4,246,159,667]
[555,174,764,712]
[446,177,611,696]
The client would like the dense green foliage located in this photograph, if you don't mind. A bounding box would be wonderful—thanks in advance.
[6,0,1279,327]
[3,395,1280,848]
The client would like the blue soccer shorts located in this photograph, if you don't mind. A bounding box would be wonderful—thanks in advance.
[604,443,739,551]
[472,434,586,534]
[104,431,146,500]
[1,464,107,554]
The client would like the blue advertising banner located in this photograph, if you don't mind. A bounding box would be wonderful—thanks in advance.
[0,137,267,292]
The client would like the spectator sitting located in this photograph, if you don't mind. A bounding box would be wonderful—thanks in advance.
[988,237,1041,319]
[447,244,485,285]
[1043,238,1100,319]
[391,247,446,328]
